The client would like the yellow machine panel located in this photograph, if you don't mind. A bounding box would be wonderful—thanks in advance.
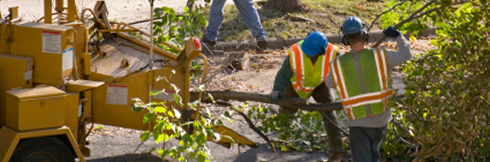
[0,54,33,126]
[5,22,75,86]
[6,86,66,131]
[64,93,79,140]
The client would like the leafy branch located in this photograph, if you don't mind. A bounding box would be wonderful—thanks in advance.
[368,0,411,32]
[372,0,439,47]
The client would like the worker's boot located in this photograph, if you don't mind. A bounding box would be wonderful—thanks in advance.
[328,151,343,162]
[201,34,216,47]
[256,37,268,53]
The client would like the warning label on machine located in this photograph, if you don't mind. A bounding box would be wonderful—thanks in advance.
[107,84,128,105]
[42,31,62,53]
[24,68,33,80]
[62,48,73,71]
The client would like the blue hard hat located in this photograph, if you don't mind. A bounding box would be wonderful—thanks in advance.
[341,16,365,35]
[301,31,328,56]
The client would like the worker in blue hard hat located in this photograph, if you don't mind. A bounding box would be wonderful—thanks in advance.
[325,16,412,162]
[269,31,344,161]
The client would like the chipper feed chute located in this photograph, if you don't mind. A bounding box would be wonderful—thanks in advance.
[84,1,256,147]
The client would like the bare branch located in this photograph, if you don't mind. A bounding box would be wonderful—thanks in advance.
[408,0,414,14]
[409,7,441,21]
[230,106,277,156]
[368,0,411,32]
[319,111,349,136]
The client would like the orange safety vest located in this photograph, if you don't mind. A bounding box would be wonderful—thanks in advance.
[289,40,339,99]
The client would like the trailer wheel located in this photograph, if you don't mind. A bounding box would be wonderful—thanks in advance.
[10,136,75,162]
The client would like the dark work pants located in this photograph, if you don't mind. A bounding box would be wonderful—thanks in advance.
[281,84,344,160]
[349,126,387,162]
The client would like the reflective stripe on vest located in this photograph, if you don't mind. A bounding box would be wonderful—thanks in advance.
[289,41,339,99]
[330,48,392,120]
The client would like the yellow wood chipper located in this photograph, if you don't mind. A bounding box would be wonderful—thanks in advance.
[0,1,256,161]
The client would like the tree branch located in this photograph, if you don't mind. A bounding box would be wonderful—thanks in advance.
[409,7,441,20]
[372,0,439,48]
[229,106,277,156]
[368,0,411,32]
[191,91,344,111]
[319,111,349,136]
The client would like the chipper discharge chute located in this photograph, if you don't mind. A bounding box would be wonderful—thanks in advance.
[0,0,255,161]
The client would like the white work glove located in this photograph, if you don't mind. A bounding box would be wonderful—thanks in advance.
[269,91,282,102]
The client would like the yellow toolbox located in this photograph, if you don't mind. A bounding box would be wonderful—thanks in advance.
[6,86,66,131]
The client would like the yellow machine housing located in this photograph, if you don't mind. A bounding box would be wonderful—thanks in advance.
[0,0,257,161]
[0,23,75,86]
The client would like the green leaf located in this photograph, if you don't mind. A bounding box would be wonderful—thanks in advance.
[196,133,206,144]
[212,132,221,142]
[182,133,192,146]
[221,113,233,123]
[131,103,145,112]
[160,149,172,159]
[148,147,156,154]
[96,125,103,130]
[224,110,232,118]
[154,106,166,113]
[143,113,155,124]
[214,119,224,126]
[155,133,164,144]
[222,135,236,143]
[154,122,164,134]
[197,152,207,162]
[193,120,200,129]
[174,93,183,107]
[281,145,289,151]
[150,90,163,96]
[154,8,163,17]
[140,131,151,141]
[163,133,170,142]
[167,110,174,117]
[207,94,216,103]
[164,122,173,131]
[169,149,177,158]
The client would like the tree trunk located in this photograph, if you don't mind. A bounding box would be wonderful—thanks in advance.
[263,0,307,13]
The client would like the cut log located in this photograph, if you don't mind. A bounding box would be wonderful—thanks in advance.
[226,51,250,70]
[287,14,315,22]
[190,91,344,111]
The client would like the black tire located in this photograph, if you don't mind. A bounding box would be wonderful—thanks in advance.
[10,136,75,162]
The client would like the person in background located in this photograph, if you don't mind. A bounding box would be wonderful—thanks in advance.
[325,16,412,162]
[201,0,268,52]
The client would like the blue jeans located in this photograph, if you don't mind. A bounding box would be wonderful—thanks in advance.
[205,0,266,41]
[349,126,387,162]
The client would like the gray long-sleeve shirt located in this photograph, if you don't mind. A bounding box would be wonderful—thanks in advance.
[325,35,412,128]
